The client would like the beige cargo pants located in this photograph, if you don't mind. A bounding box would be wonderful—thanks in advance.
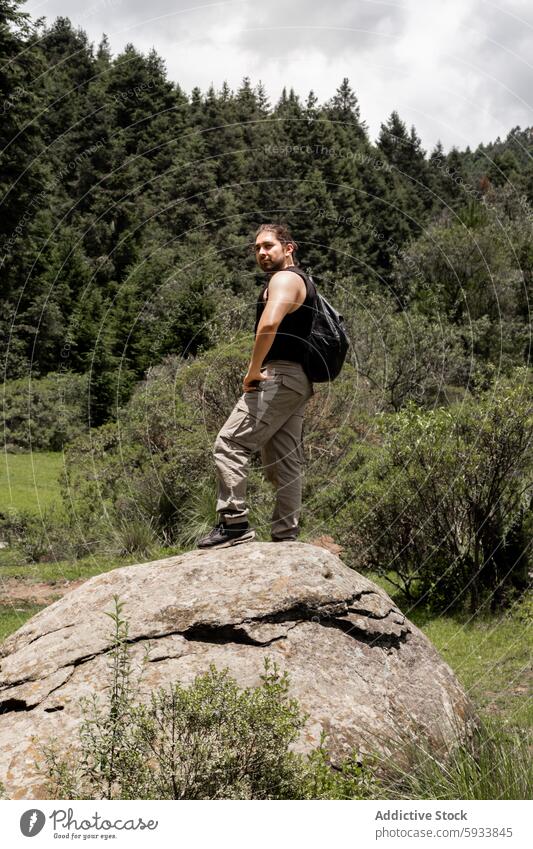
[213,360,314,540]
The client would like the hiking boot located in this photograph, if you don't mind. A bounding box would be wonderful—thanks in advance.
[197,521,255,549]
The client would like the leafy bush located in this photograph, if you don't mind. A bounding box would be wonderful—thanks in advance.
[39,598,378,800]
[335,369,533,611]
[0,505,101,563]
[60,359,210,544]
[111,515,158,557]
[1,372,89,451]
[334,286,472,411]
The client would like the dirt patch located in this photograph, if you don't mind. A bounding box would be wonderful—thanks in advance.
[0,578,87,606]
[309,535,344,556]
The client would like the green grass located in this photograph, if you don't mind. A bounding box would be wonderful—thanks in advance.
[0,451,65,514]
[0,602,47,642]
[0,544,186,581]
[412,607,532,727]
[376,715,532,800]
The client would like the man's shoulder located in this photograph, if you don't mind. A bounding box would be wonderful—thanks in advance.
[268,268,307,289]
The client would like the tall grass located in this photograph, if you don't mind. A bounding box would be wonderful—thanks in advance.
[377,717,532,800]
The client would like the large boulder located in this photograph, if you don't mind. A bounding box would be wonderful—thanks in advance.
[0,543,475,798]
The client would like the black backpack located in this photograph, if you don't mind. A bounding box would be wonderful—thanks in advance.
[303,275,350,382]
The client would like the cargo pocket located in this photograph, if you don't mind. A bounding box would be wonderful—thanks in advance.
[229,391,275,440]
[280,372,312,396]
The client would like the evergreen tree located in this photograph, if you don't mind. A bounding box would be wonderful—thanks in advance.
[487,149,521,187]
[377,111,431,217]
[427,142,475,213]
[0,0,49,251]
[325,77,367,145]
[15,230,93,375]
[38,17,96,171]
[265,87,308,219]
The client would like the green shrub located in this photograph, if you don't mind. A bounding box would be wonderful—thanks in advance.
[1,372,89,451]
[111,515,158,557]
[333,286,471,411]
[337,369,533,611]
[60,363,210,544]
[0,505,99,563]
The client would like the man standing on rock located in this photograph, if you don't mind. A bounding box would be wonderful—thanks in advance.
[197,223,316,549]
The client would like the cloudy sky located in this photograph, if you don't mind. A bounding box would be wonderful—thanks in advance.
[24,0,532,152]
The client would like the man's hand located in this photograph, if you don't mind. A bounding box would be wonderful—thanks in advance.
[243,368,267,393]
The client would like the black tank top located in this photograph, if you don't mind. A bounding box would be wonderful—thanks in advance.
[254,266,316,367]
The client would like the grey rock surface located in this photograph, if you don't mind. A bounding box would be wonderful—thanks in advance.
[0,542,475,798]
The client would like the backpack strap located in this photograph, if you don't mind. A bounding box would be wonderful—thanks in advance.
[285,266,317,303]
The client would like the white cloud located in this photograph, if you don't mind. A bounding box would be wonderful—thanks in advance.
[24,0,533,151]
